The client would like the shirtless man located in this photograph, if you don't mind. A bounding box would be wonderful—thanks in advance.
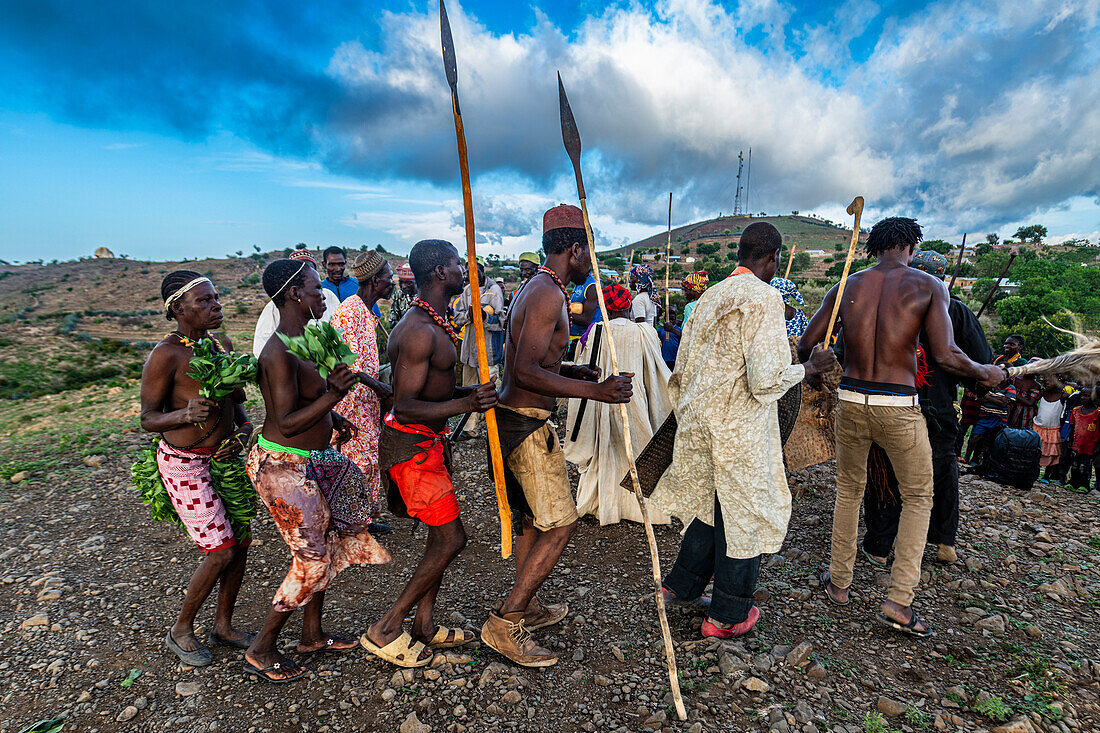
[140,271,255,666]
[362,240,498,668]
[480,204,633,667]
[244,259,390,682]
[800,217,1003,637]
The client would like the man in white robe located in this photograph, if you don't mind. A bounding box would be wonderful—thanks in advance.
[651,222,835,639]
[565,284,671,526]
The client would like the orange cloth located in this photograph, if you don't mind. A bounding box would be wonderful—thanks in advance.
[384,414,460,527]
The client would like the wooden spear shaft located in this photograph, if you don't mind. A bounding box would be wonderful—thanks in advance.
[947,232,967,291]
[441,0,512,558]
[976,248,1018,319]
[783,242,797,279]
[664,192,672,315]
[559,72,686,722]
[823,197,865,346]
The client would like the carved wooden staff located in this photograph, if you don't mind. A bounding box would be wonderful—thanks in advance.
[947,233,967,291]
[440,0,512,558]
[976,247,1019,319]
[783,242,798,279]
[822,197,865,346]
[558,72,686,722]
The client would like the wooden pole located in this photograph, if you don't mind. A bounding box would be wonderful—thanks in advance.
[783,242,797,279]
[976,247,1018,319]
[440,0,512,558]
[559,72,686,722]
[947,232,967,291]
[664,192,672,316]
[823,197,865,346]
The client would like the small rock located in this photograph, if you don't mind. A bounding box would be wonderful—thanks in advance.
[10,471,27,483]
[175,681,202,697]
[964,557,983,572]
[400,711,431,733]
[501,690,521,705]
[877,696,906,717]
[991,718,1037,733]
[20,614,48,629]
[806,662,826,680]
[117,705,139,722]
[84,455,106,467]
[76,690,92,703]
[381,688,397,701]
[975,614,1006,634]
[743,676,770,693]
[785,641,813,668]
[1024,625,1042,639]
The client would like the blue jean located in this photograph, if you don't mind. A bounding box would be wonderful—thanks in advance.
[662,499,760,625]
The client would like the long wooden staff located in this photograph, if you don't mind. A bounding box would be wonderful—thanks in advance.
[440,0,512,558]
[976,247,1018,319]
[822,196,865,346]
[559,72,686,722]
[664,192,673,315]
[783,242,797,279]
[947,232,967,291]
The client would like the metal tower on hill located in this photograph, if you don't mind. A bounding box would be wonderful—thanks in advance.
[733,150,745,216]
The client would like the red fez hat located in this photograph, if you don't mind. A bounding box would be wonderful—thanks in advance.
[543,204,584,233]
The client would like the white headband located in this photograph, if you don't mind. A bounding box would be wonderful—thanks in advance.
[270,262,307,302]
[164,277,212,308]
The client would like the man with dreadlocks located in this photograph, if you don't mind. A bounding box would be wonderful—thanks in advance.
[800,218,1004,638]
[363,239,498,668]
[139,271,256,666]
[630,264,660,327]
[244,259,390,683]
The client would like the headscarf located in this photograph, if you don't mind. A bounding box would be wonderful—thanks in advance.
[289,249,317,266]
[603,283,632,312]
[910,250,949,279]
[518,252,540,266]
[396,263,414,282]
[770,277,808,338]
[351,250,386,280]
[630,264,660,305]
[681,271,708,296]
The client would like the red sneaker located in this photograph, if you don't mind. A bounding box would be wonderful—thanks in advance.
[701,606,760,639]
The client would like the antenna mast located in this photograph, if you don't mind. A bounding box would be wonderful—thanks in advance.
[733,150,744,216]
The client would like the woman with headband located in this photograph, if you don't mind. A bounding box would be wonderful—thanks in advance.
[243,259,391,683]
[139,270,257,667]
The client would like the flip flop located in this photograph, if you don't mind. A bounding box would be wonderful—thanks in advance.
[875,610,934,638]
[297,635,360,656]
[820,571,850,606]
[207,630,257,650]
[662,586,712,610]
[861,547,888,567]
[427,626,475,649]
[165,631,213,667]
[701,606,760,639]
[360,630,433,668]
[243,660,305,684]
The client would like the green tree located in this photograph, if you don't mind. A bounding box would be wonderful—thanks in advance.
[921,240,953,255]
[789,251,811,275]
[985,233,999,246]
[1014,224,1047,243]
[697,242,719,255]
[605,256,625,268]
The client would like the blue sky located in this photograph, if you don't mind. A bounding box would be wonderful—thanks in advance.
[1,0,1097,262]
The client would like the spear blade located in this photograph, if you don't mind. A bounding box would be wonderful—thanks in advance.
[557,72,586,199]
[439,0,460,112]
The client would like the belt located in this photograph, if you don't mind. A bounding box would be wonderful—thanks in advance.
[838,389,918,407]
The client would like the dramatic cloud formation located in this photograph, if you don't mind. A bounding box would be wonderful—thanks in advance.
[1,0,1097,249]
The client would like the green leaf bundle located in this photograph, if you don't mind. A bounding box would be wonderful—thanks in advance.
[276,321,357,379]
[130,440,257,541]
[185,338,258,401]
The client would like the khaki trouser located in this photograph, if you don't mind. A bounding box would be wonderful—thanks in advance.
[460,363,499,436]
[832,398,933,607]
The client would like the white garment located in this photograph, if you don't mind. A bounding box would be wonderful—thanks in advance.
[564,319,672,526]
[1034,397,1063,428]
[452,279,505,368]
[631,292,657,327]
[251,289,340,358]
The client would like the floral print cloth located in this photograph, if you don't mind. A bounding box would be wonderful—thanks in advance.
[330,295,383,517]
[769,277,809,339]
[651,271,805,559]
[246,444,390,611]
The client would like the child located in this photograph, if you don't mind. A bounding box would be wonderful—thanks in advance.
[1066,387,1100,491]
[1033,375,1066,484]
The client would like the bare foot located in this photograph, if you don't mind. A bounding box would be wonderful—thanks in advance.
[211,624,250,644]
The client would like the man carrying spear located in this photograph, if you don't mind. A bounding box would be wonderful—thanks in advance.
[481,204,633,667]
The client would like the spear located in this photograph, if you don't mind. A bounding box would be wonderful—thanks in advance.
[664,192,673,315]
[976,246,1018,319]
[822,197,865,347]
[947,233,967,291]
[783,241,798,279]
[558,72,687,722]
[440,0,512,558]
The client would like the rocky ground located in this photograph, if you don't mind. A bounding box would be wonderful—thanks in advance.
[2,420,1099,733]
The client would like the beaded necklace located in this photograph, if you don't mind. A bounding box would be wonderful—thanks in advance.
[169,331,226,353]
[538,266,569,298]
[412,297,461,347]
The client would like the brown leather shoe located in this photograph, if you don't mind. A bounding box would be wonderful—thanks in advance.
[480,611,558,668]
[937,544,958,564]
[524,595,568,630]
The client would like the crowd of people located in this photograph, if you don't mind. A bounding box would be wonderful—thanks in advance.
[138,205,1072,684]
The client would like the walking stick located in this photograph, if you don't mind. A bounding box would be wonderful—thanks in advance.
[559,72,687,722]
[568,323,603,443]
[440,0,512,558]
[947,233,967,291]
[976,247,1019,319]
[822,197,865,346]
[664,192,672,315]
[783,242,797,279]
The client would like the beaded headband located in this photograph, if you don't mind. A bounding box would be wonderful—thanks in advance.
[164,277,211,308]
